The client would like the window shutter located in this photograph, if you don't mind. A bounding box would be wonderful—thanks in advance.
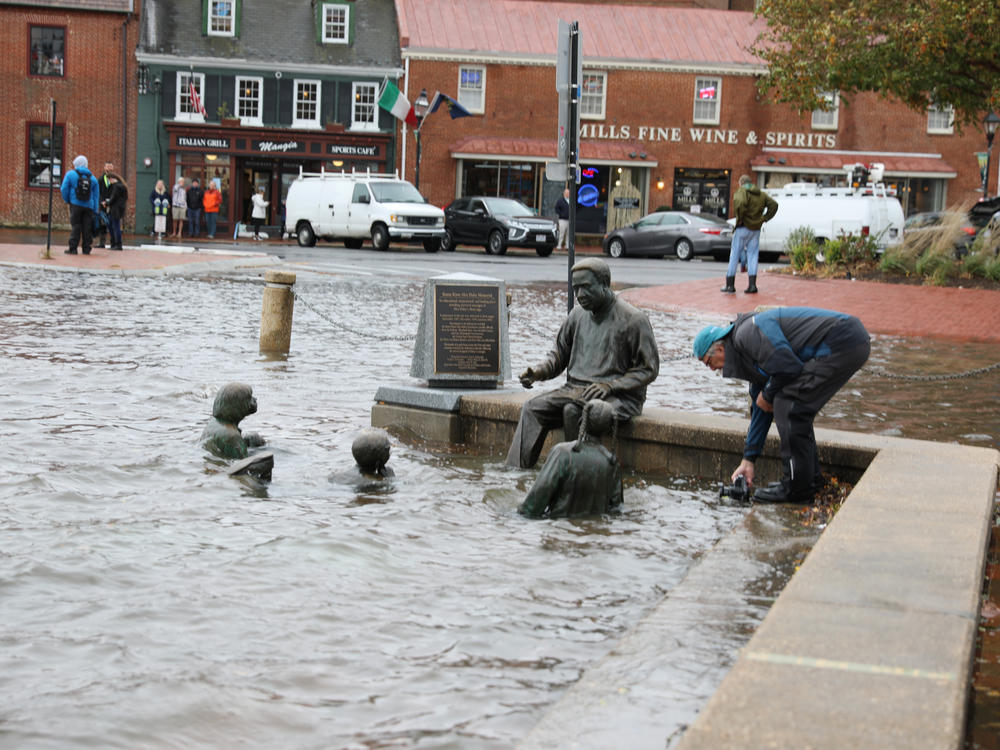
[161,73,176,117]
[322,81,336,126]
[263,77,278,124]
[278,79,293,126]
[378,100,392,131]
[336,81,351,126]
[348,4,355,45]
[201,0,208,36]
[234,0,242,37]
[316,2,323,44]
[205,75,220,120]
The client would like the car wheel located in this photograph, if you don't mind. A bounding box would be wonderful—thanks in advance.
[343,238,363,249]
[440,227,455,252]
[712,249,730,262]
[296,222,316,248]
[487,229,506,255]
[423,237,441,253]
[607,237,626,258]
[371,223,390,251]
[535,245,554,257]
[675,238,695,261]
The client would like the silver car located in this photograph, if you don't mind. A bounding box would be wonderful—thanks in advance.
[602,211,733,261]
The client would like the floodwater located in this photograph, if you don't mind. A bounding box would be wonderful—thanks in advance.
[1,267,997,749]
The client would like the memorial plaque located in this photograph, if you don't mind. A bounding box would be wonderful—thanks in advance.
[433,284,500,375]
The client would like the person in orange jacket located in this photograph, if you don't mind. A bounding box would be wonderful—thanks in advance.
[202,180,223,238]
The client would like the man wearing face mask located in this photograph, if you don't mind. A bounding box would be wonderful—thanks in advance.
[723,174,778,295]
[506,258,660,469]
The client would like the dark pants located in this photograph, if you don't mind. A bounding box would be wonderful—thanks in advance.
[252,216,264,237]
[772,318,871,498]
[506,383,642,468]
[109,216,122,248]
[69,204,93,253]
[205,212,218,237]
[187,209,202,237]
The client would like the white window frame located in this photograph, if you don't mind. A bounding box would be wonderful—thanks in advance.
[207,0,235,37]
[692,77,721,126]
[175,71,206,122]
[351,82,378,131]
[292,79,321,129]
[580,71,607,120]
[811,91,839,130]
[927,104,954,134]
[235,76,263,126]
[321,3,350,44]
[457,65,485,115]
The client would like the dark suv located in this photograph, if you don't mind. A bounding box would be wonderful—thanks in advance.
[441,197,558,256]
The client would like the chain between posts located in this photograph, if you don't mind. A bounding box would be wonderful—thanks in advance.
[293,289,999,380]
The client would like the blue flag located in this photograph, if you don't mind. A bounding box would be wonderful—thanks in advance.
[428,91,472,119]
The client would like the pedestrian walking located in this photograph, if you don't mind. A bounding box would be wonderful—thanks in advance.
[104,173,129,250]
[722,175,778,295]
[251,187,269,240]
[59,155,100,255]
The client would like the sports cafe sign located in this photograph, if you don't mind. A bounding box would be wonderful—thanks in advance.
[579,123,838,149]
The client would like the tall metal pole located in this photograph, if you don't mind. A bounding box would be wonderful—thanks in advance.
[983,132,995,198]
[44,99,56,258]
[566,21,579,314]
[414,123,422,191]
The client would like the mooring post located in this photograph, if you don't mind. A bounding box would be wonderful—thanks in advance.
[259,270,296,354]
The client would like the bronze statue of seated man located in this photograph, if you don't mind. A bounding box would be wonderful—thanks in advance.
[200,382,266,460]
[518,399,623,519]
[506,258,659,469]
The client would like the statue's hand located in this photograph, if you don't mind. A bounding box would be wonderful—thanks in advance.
[580,382,612,401]
[519,367,537,389]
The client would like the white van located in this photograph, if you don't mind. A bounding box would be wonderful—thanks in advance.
[756,165,904,257]
[284,169,446,252]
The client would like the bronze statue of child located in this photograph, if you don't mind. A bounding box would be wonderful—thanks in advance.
[518,399,623,519]
[201,382,266,460]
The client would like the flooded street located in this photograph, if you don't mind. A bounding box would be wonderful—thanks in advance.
[1,267,997,748]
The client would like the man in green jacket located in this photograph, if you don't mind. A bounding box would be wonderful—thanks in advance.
[723,174,778,295]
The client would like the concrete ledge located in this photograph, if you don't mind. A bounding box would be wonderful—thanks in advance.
[372,389,1000,749]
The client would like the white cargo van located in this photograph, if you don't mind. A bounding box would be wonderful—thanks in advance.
[756,165,904,257]
[284,169,446,252]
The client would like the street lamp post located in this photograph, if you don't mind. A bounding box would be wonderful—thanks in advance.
[413,88,430,190]
[983,110,1000,197]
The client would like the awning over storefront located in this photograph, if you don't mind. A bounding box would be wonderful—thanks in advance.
[450,136,659,167]
[750,149,957,179]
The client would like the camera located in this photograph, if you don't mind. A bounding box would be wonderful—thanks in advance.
[719,475,751,503]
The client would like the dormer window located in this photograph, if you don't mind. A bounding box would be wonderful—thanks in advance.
[207,0,238,37]
[321,3,350,44]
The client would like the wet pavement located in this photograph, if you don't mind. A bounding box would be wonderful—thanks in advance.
[4,227,998,343]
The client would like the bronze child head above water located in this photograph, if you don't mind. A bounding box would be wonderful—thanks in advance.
[200,382,266,460]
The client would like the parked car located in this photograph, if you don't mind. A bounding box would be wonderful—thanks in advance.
[285,169,445,252]
[602,211,733,260]
[441,197,557,256]
[903,211,979,256]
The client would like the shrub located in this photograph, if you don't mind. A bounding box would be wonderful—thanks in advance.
[962,249,990,278]
[784,226,816,271]
[879,247,915,275]
[914,246,956,280]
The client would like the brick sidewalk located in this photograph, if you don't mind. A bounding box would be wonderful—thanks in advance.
[0,241,270,272]
[621,271,1000,343]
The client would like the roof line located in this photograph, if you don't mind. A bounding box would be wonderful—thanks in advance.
[403,49,765,76]
[136,52,403,78]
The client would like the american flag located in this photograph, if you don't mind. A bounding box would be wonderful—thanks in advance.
[189,80,207,117]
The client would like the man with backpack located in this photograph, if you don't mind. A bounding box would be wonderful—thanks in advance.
[59,155,100,255]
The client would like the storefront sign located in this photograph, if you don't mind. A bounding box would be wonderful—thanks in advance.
[579,123,838,149]
[254,139,305,153]
[329,144,379,156]
[177,136,230,149]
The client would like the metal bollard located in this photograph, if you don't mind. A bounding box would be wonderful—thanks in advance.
[259,270,296,354]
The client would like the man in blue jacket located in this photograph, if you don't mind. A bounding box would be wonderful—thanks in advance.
[60,155,100,255]
[694,307,870,504]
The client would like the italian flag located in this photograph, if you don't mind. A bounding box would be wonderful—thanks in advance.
[378,80,418,127]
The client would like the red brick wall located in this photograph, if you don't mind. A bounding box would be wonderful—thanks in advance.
[404,58,989,211]
[0,7,139,228]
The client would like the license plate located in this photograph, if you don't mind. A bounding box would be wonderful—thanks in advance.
[535,234,547,242]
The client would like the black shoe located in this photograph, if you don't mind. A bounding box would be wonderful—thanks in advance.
[110,246,122,251]
[754,482,813,504]
[64,249,78,255]
[745,275,758,294]
[720,275,736,294]
[82,249,91,255]
[95,243,105,249]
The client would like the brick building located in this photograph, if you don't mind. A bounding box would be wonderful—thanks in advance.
[395,0,990,237]
[1,0,138,228]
